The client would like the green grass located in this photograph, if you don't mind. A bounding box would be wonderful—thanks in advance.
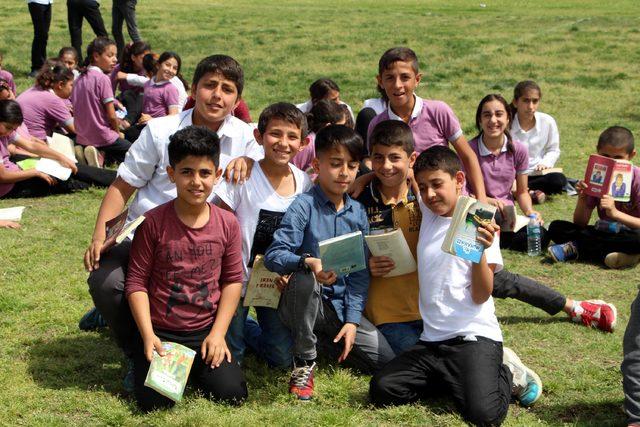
[1,0,640,425]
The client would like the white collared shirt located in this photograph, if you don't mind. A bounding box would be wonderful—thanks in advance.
[387,94,423,122]
[27,0,53,4]
[478,135,508,156]
[362,98,387,115]
[126,74,188,109]
[510,111,560,173]
[118,109,264,222]
[296,99,355,121]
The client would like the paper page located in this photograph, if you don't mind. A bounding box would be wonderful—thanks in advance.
[0,206,25,221]
[36,158,72,181]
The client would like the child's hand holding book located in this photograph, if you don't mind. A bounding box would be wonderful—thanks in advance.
[600,195,618,218]
[476,221,499,249]
[144,333,166,362]
[305,257,337,285]
[368,256,395,277]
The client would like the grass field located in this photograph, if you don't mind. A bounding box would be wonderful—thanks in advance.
[1,0,640,425]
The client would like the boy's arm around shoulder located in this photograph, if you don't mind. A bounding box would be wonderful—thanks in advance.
[117,124,162,188]
[263,196,311,275]
[343,207,370,325]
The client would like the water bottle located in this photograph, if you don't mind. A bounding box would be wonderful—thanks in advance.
[527,214,541,256]
[595,219,622,233]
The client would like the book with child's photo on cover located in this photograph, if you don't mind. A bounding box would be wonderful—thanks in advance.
[584,154,633,202]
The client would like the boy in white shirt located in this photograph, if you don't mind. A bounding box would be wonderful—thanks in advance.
[370,146,542,426]
[215,103,313,367]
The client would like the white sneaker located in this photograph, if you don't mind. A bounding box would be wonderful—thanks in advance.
[604,252,640,269]
[503,347,542,406]
[74,145,86,165]
[84,146,101,168]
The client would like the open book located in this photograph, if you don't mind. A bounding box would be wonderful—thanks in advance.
[499,205,529,233]
[14,133,77,181]
[365,228,416,277]
[441,196,497,263]
[318,230,366,276]
[101,209,145,254]
[243,255,281,309]
[0,206,25,221]
[584,154,633,202]
[144,342,196,402]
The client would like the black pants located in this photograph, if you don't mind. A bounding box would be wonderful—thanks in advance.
[548,219,640,262]
[355,107,377,153]
[133,327,248,412]
[3,176,88,198]
[493,269,566,315]
[79,138,132,165]
[28,2,51,72]
[9,154,115,188]
[528,172,567,195]
[124,123,144,143]
[370,337,512,426]
[500,227,549,252]
[119,89,143,125]
[112,0,141,60]
[67,0,108,62]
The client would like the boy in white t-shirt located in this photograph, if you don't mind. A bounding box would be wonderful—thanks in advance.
[215,103,312,367]
[370,146,542,426]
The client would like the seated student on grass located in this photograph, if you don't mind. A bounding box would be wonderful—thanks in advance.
[81,54,262,393]
[123,51,182,142]
[72,37,133,168]
[510,80,567,203]
[362,122,617,352]
[16,59,76,139]
[125,125,248,412]
[548,126,640,270]
[359,47,486,201]
[0,100,116,197]
[109,41,151,126]
[296,78,354,121]
[370,147,542,426]
[59,46,81,80]
[264,125,394,400]
[0,53,17,98]
[467,94,546,252]
[216,102,312,367]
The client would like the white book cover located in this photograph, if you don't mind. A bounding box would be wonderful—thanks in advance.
[0,206,25,221]
[365,228,416,277]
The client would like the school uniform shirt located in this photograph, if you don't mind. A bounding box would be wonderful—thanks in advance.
[417,202,503,342]
[367,95,463,154]
[16,86,74,140]
[127,73,188,110]
[296,99,355,121]
[467,135,529,205]
[511,111,560,173]
[0,70,17,95]
[586,166,640,223]
[109,64,145,95]
[124,200,244,332]
[142,78,180,118]
[71,66,119,147]
[362,98,387,115]
[118,109,264,224]
[291,132,316,172]
[0,127,23,197]
[264,185,370,325]
[356,179,422,326]
[215,162,312,291]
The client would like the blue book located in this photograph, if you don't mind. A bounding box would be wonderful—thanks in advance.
[441,196,497,263]
[318,231,366,276]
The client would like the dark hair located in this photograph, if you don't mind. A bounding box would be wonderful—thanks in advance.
[0,99,24,125]
[84,37,117,69]
[35,59,74,90]
[369,120,415,155]
[597,126,635,154]
[58,46,79,62]
[157,51,189,91]
[474,94,514,153]
[168,125,221,168]
[339,104,354,129]
[309,78,340,104]
[192,55,244,97]
[510,80,542,116]
[413,146,462,178]
[315,125,364,162]
[377,47,420,100]
[120,40,151,73]
[257,102,308,138]
[0,79,11,97]
[142,53,158,75]
[307,99,344,133]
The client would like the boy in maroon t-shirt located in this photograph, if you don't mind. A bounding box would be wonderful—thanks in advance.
[124,125,247,411]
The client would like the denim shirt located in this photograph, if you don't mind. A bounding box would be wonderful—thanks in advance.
[264,184,370,325]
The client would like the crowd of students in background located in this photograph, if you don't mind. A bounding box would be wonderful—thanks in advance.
[2,41,640,426]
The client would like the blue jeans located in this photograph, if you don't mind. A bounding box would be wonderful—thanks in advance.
[377,320,423,355]
[226,302,293,369]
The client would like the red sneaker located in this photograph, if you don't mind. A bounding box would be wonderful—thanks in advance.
[571,300,617,332]
[289,361,316,400]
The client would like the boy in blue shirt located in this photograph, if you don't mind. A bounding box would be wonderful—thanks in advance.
[264,125,394,400]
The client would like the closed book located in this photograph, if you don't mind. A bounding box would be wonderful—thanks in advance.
[584,154,633,202]
[243,255,281,309]
[101,209,145,254]
[365,228,416,277]
[441,195,497,263]
[144,342,195,402]
[318,230,366,276]
[0,206,25,221]
[529,167,563,176]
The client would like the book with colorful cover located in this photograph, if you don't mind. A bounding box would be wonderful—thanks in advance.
[144,342,196,402]
[318,230,366,276]
[243,255,281,309]
[441,195,497,263]
[101,209,146,253]
[584,154,633,202]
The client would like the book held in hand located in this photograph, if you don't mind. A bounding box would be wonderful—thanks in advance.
[318,230,366,276]
[243,255,282,309]
[144,342,196,402]
[101,209,145,253]
[16,157,72,181]
[529,167,563,177]
[365,228,417,277]
[584,154,633,202]
[441,195,497,263]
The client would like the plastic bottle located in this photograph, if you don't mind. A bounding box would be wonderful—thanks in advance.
[595,219,621,233]
[527,214,541,256]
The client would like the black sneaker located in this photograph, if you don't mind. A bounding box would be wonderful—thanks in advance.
[78,307,107,331]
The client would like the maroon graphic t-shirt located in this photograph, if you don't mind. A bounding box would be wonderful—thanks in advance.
[125,200,243,331]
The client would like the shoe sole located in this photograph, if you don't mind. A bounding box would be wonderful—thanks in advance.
[84,146,101,168]
[547,246,561,263]
[503,347,542,406]
[583,299,618,332]
[604,253,640,269]
[74,145,87,165]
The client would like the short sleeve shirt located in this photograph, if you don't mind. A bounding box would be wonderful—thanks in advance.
[142,78,180,118]
[0,127,22,197]
[17,86,73,139]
